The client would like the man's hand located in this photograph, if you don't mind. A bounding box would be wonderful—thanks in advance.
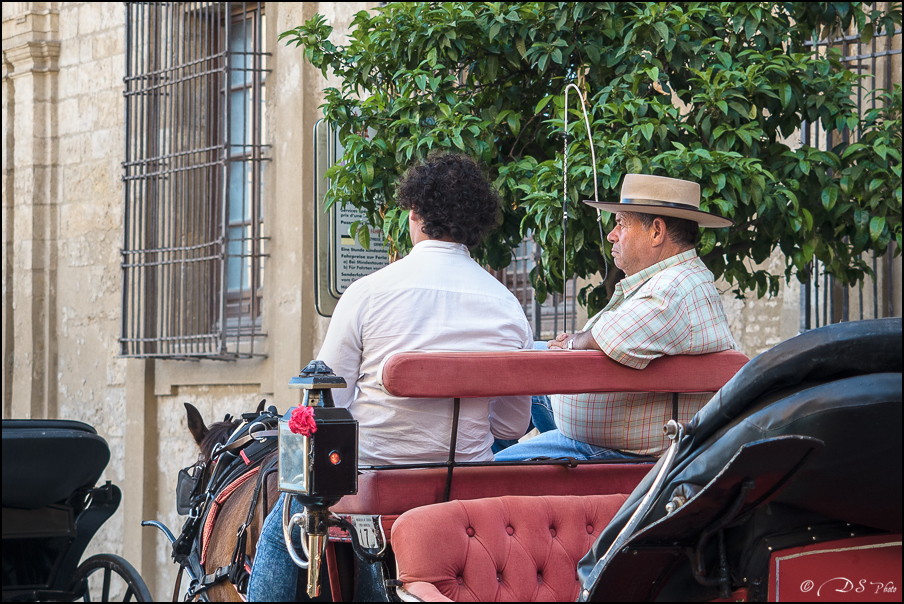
[548,331,603,351]
[547,333,573,350]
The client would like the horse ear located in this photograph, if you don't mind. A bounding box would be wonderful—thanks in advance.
[184,403,209,447]
[256,399,266,413]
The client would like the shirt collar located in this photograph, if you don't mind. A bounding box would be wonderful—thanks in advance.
[618,248,699,296]
[408,240,470,256]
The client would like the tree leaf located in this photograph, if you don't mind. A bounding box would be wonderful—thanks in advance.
[358,224,371,250]
[653,22,669,46]
[821,187,838,210]
[699,230,716,255]
[535,95,553,115]
[870,216,885,241]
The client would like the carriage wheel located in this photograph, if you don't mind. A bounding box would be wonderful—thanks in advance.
[69,554,153,602]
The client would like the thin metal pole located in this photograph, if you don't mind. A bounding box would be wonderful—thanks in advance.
[814,259,820,328]
[873,253,879,319]
[570,276,577,333]
[562,83,601,335]
[220,5,231,355]
[443,398,461,503]
[122,3,133,355]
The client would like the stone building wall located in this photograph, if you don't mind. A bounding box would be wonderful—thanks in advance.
[2,2,373,597]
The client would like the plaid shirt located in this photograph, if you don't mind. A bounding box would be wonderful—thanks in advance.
[551,249,737,456]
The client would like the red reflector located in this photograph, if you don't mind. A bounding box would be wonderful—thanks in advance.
[329,451,341,465]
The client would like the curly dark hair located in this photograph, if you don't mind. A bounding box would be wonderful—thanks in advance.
[395,153,501,248]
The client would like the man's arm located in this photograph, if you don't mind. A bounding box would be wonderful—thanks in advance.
[489,395,532,440]
[316,282,367,408]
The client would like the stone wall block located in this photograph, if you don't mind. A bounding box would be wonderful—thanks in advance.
[78,3,103,37]
[57,66,76,103]
[88,160,112,195]
[80,58,111,94]
[91,128,114,159]
[93,29,123,60]
[57,98,79,136]
[57,40,79,69]
[109,52,123,85]
[64,236,95,268]
[96,89,122,129]
[107,357,126,386]
[59,6,78,41]
[59,134,84,165]
[102,387,126,437]
[99,2,124,32]
[77,94,99,132]
[78,35,94,65]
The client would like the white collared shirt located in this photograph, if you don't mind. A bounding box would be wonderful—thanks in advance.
[317,240,533,466]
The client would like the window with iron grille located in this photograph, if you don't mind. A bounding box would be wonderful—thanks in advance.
[121,2,269,359]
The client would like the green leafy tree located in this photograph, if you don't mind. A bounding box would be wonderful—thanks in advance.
[282,2,902,312]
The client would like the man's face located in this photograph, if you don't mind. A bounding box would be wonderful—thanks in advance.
[607,212,655,276]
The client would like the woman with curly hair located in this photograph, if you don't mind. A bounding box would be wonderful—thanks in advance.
[248,153,533,601]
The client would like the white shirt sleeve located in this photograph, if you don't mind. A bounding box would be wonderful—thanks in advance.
[488,313,533,439]
[316,280,366,409]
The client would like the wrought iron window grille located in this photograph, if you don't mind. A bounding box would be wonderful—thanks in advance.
[121,2,270,359]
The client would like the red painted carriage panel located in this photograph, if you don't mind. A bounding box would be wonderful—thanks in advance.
[769,534,902,601]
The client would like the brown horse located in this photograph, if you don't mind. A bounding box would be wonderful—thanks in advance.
[184,402,279,602]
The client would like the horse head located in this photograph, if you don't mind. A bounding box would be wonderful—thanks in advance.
[184,403,242,464]
[180,400,275,602]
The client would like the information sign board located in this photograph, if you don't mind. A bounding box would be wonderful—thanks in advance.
[314,120,389,316]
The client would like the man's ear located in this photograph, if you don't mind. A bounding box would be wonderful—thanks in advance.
[650,217,668,247]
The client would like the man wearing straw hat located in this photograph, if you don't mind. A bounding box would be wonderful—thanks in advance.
[495,174,738,461]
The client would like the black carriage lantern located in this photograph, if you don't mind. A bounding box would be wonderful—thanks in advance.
[279,360,358,502]
[279,360,359,598]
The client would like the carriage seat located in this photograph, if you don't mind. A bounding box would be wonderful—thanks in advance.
[392,495,628,602]
[1,420,110,510]
[330,350,748,540]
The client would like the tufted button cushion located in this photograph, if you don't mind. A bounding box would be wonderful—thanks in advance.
[393,494,627,602]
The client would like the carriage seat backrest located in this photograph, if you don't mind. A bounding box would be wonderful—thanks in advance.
[378,349,749,398]
[332,350,748,528]
[392,495,628,602]
[1,420,110,510]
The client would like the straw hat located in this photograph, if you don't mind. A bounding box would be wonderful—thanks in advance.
[582,174,734,228]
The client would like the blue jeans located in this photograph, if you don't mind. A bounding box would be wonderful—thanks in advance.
[248,493,302,602]
[492,395,558,453]
[493,428,644,461]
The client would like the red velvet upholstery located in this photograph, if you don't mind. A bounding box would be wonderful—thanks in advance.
[393,495,628,602]
[332,463,650,516]
[379,349,749,398]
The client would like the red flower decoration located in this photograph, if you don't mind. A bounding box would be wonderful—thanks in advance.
[289,406,317,437]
